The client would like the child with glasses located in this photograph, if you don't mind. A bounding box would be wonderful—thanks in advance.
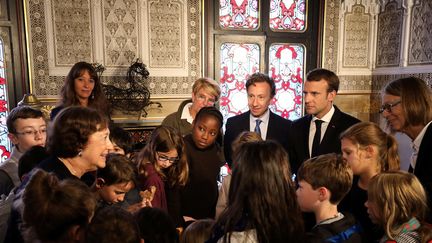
[134,126,188,225]
[0,106,46,196]
[181,106,225,223]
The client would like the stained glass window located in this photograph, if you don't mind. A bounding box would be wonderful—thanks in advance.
[219,0,259,30]
[0,38,10,163]
[268,43,304,120]
[219,43,260,123]
[269,0,306,31]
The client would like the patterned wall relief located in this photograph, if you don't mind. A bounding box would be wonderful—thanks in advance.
[103,0,138,66]
[144,0,201,95]
[322,0,340,72]
[408,0,432,65]
[375,1,403,67]
[338,75,372,92]
[52,0,93,65]
[371,73,432,97]
[26,0,201,98]
[342,4,370,68]
[148,0,184,68]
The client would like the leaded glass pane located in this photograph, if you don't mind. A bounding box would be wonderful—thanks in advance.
[219,0,259,30]
[270,0,306,31]
[219,43,260,124]
[0,38,11,163]
[268,43,304,120]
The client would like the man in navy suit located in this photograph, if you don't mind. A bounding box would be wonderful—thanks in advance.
[224,73,292,167]
[289,68,360,174]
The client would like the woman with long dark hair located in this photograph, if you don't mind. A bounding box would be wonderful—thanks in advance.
[50,61,110,120]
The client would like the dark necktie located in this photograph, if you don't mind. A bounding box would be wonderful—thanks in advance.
[312,120,323,157]
[254,119,262,135]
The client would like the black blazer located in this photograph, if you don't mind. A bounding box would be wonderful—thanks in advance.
[413,124,432,222]
[289,106,360,174]
[224,110,292,167]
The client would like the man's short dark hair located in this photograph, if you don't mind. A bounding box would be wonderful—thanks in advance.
[306,68,340,93]
[246,73,276,97]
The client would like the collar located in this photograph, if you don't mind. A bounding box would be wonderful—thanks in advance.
[9,146,23,163]
[315,212,344,226]
[412,121,432,152]
[249,109,270,124]
[180,102,194,124]
[312,105,335,123]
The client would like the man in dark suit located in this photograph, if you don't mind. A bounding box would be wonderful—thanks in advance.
[224,73,291,167]
[289,68,360,174]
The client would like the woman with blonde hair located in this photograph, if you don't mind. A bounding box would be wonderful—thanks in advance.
[366,171,432,243]
[162,77,221,136]
[340,121,400,242]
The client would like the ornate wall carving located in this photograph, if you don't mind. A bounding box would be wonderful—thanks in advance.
[52,0,93,65]
[25,0,201,98]
[338,75,372,92]
[408,0,432,65]
[375,1,403,67]
[322,0,340,72]
[103,0,138,66]
[342,5,370,68]
[148,0,183,68]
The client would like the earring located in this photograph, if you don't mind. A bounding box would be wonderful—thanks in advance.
[78,150,82,157]
[91,92,95,99]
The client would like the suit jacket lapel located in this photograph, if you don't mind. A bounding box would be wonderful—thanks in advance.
[266,111,276,140]
[242,111,251,132]
[304,115,313,158]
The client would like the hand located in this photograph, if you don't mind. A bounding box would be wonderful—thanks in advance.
[126,199,152,214]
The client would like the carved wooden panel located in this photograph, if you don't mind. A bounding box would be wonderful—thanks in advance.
[408,1,432,65]
[375,1,403,67]
[343,4,370,68]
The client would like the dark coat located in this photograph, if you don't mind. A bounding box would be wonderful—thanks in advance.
[412,124,432,222]
[289,106,360,173]
[223,110,292,167]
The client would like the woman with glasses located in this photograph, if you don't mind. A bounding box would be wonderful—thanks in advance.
[162,77,221,136]
[134,126,189,226]
[381,77,432,222]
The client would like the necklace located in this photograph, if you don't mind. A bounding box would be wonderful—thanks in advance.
[58,157,79,177]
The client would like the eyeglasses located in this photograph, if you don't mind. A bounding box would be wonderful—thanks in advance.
[379,100,401,114]
[15,128,47,137]
[157,152,179,164]
[196,94,216,106]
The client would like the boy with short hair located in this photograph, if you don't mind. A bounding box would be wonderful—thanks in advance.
[0,106,46,195]
[93,153,137,209]
[296,153,365,243]
[109,124,134,157]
